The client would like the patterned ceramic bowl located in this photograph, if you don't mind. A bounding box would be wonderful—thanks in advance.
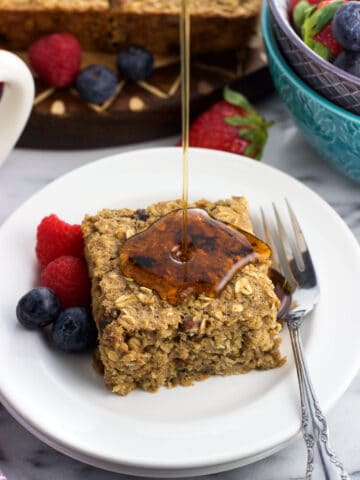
[267,0,360,115]
[262,5,360,182]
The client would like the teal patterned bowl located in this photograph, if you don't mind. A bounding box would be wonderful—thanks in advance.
[262,5,360,183]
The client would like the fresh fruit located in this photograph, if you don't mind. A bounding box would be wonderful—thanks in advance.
[76,65,118,104]
[29,32,81,88]
[302,0,345,60]
[333,2,360,51]
[182,87,272,160]
[16,287,61,329]
[36,214,84,268]
[293,0,327,19]
[117,46,154,81]
[40,256,91,309]
[293,0,311,29]
[52,307,97,352]
[314,22,343,58]
[290,0,302,21]
[334,50,360,76]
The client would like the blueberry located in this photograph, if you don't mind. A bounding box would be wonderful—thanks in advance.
[16,287,61,329]
[117,46,154,82]
[52,308,97,353]
[333,2,360,52]
[334,50,360,77]
[76,65,118,104]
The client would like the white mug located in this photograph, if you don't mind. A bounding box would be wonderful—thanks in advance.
[0,50,34,168]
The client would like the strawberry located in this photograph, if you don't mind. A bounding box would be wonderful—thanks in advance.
[302,0,346,60]
[314,22,343,57]
[29,32,82,88]
[292,0,310,29]
[289,0,303,20]
[182,87,272,160]
[292,0,327,29]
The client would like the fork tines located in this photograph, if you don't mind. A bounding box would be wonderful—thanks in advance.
[259,200,318,291]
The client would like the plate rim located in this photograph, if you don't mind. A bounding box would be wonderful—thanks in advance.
[1,147,360,473]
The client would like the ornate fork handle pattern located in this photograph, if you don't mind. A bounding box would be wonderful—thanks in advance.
[288,312,350,480]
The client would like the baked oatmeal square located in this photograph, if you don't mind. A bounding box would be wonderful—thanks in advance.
[82,197,285,396]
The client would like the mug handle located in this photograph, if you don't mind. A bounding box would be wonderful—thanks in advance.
[0,50,34,168]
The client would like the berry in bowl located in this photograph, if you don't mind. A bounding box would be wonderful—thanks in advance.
[262,4,360,182]
[267,0,360,115]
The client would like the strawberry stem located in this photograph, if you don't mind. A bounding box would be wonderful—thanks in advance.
[223,86,257,115]
[302,0,343,60]
[223,87,273,160]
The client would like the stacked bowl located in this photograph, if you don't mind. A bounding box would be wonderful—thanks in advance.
[262,0,360,182]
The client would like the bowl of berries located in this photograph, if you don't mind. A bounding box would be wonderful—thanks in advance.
[262,4,360,182]
[267,0,360,115]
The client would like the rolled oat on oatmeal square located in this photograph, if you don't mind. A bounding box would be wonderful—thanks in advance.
[82,197,285,396]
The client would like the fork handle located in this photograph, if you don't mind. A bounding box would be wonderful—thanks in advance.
[288,319,350,480]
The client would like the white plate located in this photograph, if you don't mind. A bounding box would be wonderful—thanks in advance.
[0,147,359,478]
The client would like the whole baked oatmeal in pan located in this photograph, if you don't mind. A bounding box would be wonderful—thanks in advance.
[82,197,285,396]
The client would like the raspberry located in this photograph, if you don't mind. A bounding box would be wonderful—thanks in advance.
[40,256,91,309]
[36,214,84,268]
[29,32,82,88]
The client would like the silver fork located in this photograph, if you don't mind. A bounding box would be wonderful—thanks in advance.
[257,200,350,480]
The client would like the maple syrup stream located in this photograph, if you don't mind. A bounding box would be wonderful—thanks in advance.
[120,2,291,312]
[180,0,190,260]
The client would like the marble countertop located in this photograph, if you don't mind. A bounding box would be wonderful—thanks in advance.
[0,95,359,480]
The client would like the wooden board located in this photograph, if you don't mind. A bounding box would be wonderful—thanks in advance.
[17,43,273,150]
